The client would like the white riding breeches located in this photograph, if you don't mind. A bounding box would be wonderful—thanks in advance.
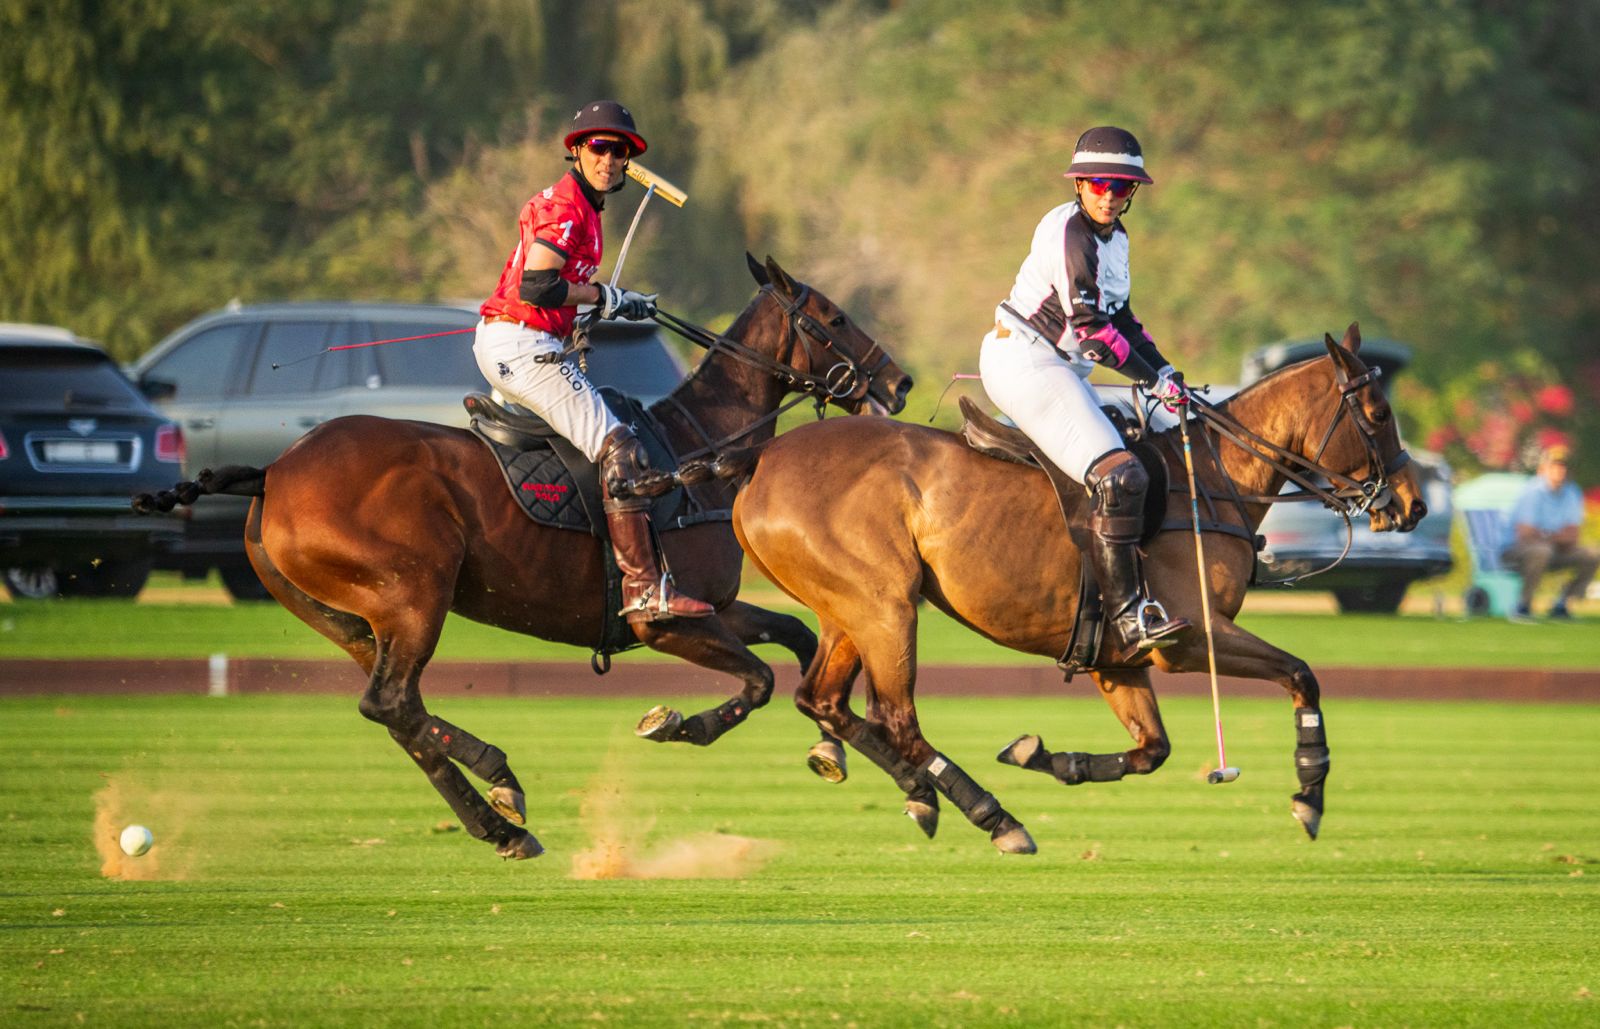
[473,319,620,463]
[978,318,1123,485]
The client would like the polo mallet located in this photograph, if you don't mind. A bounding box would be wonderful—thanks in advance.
[1178,402,1239,785]
[609,162,687,289]
[572,162,687,373]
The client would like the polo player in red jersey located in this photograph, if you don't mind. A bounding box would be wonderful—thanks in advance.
[475,100,713,623]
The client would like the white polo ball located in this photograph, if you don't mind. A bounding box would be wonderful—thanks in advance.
[119,824,154,857]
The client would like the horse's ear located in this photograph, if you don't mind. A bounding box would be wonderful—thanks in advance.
[1342,322,1362,353]
[764,256,799,299]
[746,252,769,287]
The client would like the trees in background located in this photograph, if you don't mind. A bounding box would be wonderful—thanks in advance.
[1,0,1594,476]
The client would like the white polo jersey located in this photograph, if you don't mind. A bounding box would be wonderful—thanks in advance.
[998,200,1135,362]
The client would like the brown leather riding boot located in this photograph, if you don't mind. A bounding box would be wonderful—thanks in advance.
[604,503,714,622]
[1089,533,1190,662]
[599,427,712,623]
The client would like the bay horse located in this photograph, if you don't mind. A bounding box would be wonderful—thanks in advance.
[726,324,1425,853]
[135,256,912,860]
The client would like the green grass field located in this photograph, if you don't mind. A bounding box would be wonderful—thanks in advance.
[2,693,1596,1026]
[2,592,1597,668]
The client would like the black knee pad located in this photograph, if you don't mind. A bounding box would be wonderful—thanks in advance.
[1049,751,1128,785]
[1088,453,1149,543]
[1295,708,1329,790]
[921,753,1004,832]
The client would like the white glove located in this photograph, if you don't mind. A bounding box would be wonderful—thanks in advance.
[1151,365,1188,410]
[596,283,658,321]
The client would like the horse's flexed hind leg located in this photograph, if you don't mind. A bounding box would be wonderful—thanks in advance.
[998,666,1172,785]
[631,606,794,747]
[1157,616,1329,839]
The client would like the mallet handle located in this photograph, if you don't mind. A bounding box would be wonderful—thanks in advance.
[1180,405,1229,771]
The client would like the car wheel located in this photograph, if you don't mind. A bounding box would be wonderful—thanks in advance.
[3,567,61,600]
[219,561,272,601]
[1333,581,1409,614]
[59,558,153,598]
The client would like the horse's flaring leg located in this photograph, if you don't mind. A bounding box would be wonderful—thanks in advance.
[838,720,940,837]
[916,752,1035,855]
[1157,617,1328,839]
[631,615,778,746]
[356,630,540,860]
[413,717,527,826]
[997,667,1171,786]
[1292,705,1329,840]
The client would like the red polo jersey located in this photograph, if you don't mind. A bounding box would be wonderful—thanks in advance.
[480,170,603,337]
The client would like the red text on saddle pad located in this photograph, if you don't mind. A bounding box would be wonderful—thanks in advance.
[521,482,570,504]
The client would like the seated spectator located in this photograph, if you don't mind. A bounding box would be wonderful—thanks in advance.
[1502,444,1598,619]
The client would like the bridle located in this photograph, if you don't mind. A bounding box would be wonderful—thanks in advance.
[651,284,895,460]
[1152,354,1413,585]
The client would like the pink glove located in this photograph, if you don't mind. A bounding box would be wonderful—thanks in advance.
[1152,365,1188,410]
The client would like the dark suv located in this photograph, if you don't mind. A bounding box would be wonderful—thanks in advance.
[1,324,185,599]
[131,301,687,598]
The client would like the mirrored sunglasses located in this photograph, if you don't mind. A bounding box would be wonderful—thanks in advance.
[1081,177,1138,198]
[581,138,632,159]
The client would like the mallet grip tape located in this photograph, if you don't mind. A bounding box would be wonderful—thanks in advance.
[624,164,687,207]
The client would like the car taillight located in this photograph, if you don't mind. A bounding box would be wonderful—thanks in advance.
[155,423,185,464]
[0,430,8,460]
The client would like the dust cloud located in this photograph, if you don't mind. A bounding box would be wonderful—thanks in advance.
[569,748,779,880]
[92,773,200,881]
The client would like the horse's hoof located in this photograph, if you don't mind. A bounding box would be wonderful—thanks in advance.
[996,734,1044,769]
[991,822,1037,855]
[904,798,939,839]
[635,704,684,742]
[806,740,848,783]
[495,829,544,861]
[1291,795,1322,841]
[488,785,526,826]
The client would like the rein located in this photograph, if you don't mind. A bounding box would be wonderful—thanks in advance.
[653,285,892,461]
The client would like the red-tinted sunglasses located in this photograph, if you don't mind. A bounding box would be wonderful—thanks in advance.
[1081,177,1138,198]
[581,138,632,159]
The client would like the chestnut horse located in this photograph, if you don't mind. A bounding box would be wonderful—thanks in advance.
[136,257,911,860]
[727,325,1425,854]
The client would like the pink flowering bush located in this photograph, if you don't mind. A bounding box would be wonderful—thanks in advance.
[1412,351,1580,474]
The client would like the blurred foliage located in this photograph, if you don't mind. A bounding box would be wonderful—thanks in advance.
[1,0,1596,476]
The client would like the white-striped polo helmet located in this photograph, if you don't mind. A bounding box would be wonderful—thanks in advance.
[1064,126,1153,184]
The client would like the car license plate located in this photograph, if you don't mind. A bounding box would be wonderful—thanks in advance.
[44,440,119,463]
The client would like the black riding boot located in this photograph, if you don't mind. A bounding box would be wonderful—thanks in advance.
[1085,450,1189,662]
[1088,533,1189,660]
[600,427,713,623]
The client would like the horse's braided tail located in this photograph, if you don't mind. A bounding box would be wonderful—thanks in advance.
[131,464,268,515]
[703,443,769,488]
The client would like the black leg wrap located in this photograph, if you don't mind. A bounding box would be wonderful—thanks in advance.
[421,761,514,845]
[920,753,1006,833]
[1048,751,1128,786]
[414,717,515,788]
[841,723,924,796]
[1294,707,1330,790]
[679,698,752,747]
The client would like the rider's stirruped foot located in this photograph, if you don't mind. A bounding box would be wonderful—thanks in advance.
[620,575,714,623]
[1131,599,1190,650]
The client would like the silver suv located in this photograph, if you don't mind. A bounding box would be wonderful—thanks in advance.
[131,301,687,598]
